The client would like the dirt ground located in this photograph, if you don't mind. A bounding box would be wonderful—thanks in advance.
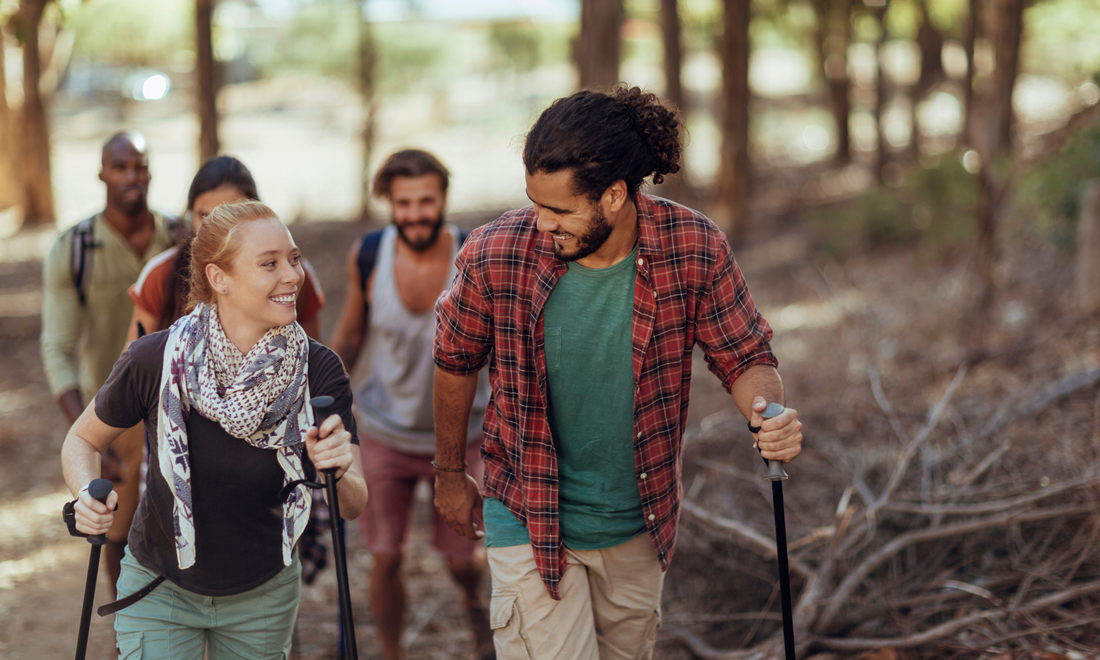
[3,200,1098,659]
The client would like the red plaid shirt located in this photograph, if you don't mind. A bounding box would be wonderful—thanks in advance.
[434,194,776,598]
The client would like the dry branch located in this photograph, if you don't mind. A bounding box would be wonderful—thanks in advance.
[680,499,814,579]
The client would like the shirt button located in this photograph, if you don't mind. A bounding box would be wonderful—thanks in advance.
[637,432,642,438]
[640,472,648,480]
[637,258,644,266]
[652,290,657,298]
[648,514,656,521]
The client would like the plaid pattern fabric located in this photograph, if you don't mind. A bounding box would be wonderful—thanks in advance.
[434,194,777,599]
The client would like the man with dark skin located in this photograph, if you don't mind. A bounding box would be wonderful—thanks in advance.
[41,131,176,598]
[329,150,494,660]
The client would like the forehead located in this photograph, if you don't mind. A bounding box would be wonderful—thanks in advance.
[235,217,296,251]
[389,174,445,199]
[102,140,148,164]
[525,169,581,204]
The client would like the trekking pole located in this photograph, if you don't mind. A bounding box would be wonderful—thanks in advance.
[310,395,358,659]
[755,402,796,660]
[74,478,114,660]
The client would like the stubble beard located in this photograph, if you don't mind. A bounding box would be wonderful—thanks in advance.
[554,203,613,262]
[395,214,445,252]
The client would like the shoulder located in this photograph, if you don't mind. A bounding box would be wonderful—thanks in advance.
[640,194,730,261]
[134,247,180,295]
[127,330,170,363]
[462,207,538,259]
[307,339,349,382]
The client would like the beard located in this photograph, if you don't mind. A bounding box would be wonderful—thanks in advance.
[554,203,613,262]
[394,213,445,252]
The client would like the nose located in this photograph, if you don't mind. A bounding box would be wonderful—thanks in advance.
[535,208,557,234]
[281,260,303,286]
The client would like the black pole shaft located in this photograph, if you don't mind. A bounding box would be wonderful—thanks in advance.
[311,396,357,659]
[74,545,101,660]
[771,480,796,660]
[74,478,113,660]
[325,468,357,659]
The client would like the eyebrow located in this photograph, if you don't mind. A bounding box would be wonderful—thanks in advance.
[525,191,573,215]
[256,249,297,258]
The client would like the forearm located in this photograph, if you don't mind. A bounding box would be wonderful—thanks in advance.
[433,366,479,470]
[57,389,85,426]
[730,364,785,421]
[333,457,368,519]
[61,431,104,497]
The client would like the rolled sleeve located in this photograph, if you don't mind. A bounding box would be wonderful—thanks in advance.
[433,237,494,375]
[695,236,777,392]
[40,232,84,398]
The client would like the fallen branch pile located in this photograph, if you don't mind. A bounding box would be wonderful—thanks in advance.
[671,363,1100,659]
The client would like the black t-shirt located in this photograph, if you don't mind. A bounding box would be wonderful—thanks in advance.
[95,331,358,597]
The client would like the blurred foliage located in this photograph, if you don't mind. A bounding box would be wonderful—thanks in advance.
[69,0,191,66]
[1014,115,1100,251]
[807,157,978,258]
[1023,0,1100,79]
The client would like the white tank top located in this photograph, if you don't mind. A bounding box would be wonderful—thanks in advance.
[354,225,490,455]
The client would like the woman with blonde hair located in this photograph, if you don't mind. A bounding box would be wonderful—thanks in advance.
[62,201,366,658]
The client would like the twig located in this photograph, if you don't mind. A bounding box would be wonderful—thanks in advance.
[681,499,813,579]
[882,474,1100,514]
[815,504,1096,634]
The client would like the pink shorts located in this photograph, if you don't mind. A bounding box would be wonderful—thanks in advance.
[358,432,485,561]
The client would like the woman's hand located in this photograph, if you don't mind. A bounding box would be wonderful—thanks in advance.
[73,483,119,536]
[305,414,354,480]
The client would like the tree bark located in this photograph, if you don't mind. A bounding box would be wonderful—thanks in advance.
[873,4,889,184]
[712,0,751,239]
[0,28,22,210]
[962,0,977,146]
[910,0,943,160]
[985,0,1023,155]
[355,0,376,220]
[1076,180,1100,312]
[20,0,54,225]
[811,0,852,164]
[196,0,219,163]
[659,0,689,202]
[577,0,623,89]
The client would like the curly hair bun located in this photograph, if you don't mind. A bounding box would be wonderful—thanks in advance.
[610,86,682,185]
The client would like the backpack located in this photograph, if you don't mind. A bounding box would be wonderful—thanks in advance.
[356,226,470,294]
[69,212,181,306]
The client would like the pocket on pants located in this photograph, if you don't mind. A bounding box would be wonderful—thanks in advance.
[489,588,532,660]
[642,608,662,658]
[117,631,143,659]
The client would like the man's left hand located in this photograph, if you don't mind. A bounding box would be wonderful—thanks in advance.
[749,396,802,464]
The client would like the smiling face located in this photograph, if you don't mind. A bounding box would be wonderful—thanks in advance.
[206,217,304,340]
[389,174,446,252]
[526,169,615,262]
[191,184,248,232]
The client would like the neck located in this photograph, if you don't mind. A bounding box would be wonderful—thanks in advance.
[103,204,152,236]
[215,303,268,355]
[576,199,639,269]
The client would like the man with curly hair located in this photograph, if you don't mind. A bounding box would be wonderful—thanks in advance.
[432,86,804,659]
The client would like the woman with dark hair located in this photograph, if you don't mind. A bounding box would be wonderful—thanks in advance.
[127,156,325,342]
[62,201,367,658]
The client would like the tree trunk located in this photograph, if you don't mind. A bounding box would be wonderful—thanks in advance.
[20,0,54,225]
[985,0,1023,155]
[659,0,689,202]
[811,0,852,165]
[577,0,623,89]
[356,0,376,221]
[0,29,22,210]
[196,0,219,163]
[1076,180,1100,312]
[910,0,943,160]
[712,0,751,239]
[962,0,977,146]
[874,4,889,184]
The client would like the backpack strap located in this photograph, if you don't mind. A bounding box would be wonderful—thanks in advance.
[69,215,99,306]
[355,229,386,294]
[458,227,470,247]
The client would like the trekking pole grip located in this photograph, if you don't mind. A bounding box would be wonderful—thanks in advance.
[86,479,113,546]
[756,402,789,482]
[309,396,337,483]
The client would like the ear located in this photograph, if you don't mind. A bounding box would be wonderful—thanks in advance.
[602,180,629,214]
[98,168,107,184]
[206,263,227,295]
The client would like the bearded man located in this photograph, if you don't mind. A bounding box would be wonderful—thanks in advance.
[329,149,494,660]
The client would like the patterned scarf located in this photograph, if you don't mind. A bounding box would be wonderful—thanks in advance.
[157,302,313,569]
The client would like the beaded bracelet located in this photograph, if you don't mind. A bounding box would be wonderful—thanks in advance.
[431,461,467,473]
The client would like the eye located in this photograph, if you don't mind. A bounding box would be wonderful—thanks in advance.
[262,260,276,268]
[290,254,302,265]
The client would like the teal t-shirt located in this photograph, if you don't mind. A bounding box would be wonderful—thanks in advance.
[484,246,646,549]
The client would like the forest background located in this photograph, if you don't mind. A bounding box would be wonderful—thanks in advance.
[2,0,1100,658]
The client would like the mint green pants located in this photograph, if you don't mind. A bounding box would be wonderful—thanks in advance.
[114,548,301,660]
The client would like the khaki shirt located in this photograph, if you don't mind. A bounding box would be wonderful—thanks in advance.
[40,212,176,401]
